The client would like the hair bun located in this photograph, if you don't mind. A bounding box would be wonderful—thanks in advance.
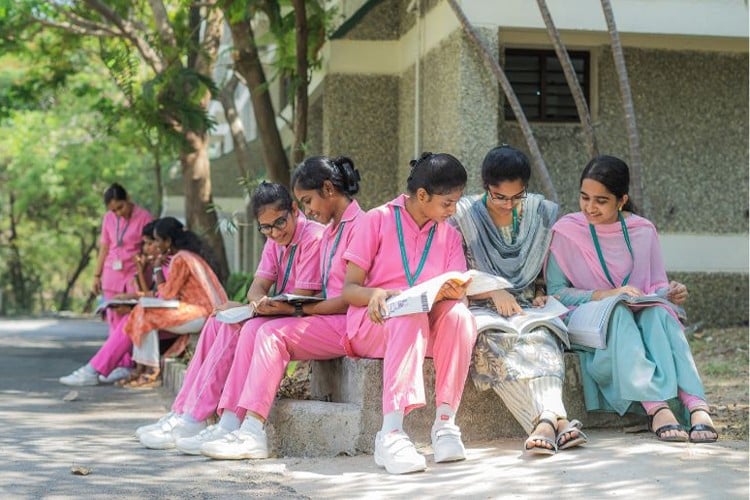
[332,156,360,195]
[409,151,433,169]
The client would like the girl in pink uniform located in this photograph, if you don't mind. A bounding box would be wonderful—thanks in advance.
[199,156,363,460]
[136,182,324,450]
[59,183,152,386]
[342,153,478,475]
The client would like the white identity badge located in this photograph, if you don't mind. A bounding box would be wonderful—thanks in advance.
[112,259,123,271]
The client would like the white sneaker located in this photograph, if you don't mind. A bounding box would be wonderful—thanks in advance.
[139,416,205,450]
[374,430,427,474]
[200,427,269,460]
[431,423,466,463]
[176,424,231,455]
[59,366,99,386]
[98,367,132,384]
[135,412,177,439]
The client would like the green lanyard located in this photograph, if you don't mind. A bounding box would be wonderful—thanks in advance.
[115,216,131,248]
[482,193,520,244]
[274,245,297,295]
[394,206,436,287]
[321,222,346,298]
[589,211,633,288]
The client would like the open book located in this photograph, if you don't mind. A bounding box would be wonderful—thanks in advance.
[215,294,324,324]
[471,296,569,341]
[139,297,181,309]
[385,270,512,318]
[94,298,139,314]
[566,293,686,349]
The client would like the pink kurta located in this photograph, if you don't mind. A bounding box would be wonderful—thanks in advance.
[99,204,153,297]
[228,201,364,419]
[176,212,325,421]
[343,195,477,415]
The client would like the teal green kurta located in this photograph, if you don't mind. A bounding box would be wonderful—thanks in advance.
[546,254,705,416]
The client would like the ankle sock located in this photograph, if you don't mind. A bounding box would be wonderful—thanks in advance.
[218,411,241,431]
[180,413,199,425]
[83,363,98,375]
[434,403,456,428]
[240,416,264,434]
[381,410,405,434]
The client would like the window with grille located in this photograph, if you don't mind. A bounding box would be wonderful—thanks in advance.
[503,49,590,122]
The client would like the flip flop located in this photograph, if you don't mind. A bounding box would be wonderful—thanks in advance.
[524,418,558,455]
[688,408,719,443]
[649,406,688,442]
[556,419,588,450]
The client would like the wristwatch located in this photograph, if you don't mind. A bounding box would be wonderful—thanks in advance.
[294,303,304,317]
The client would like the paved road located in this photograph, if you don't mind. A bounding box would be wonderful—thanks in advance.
[1,318,748,499]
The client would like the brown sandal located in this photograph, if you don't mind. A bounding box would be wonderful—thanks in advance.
[123,367,161,389]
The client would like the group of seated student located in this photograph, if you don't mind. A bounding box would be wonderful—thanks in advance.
[64,146,718,475]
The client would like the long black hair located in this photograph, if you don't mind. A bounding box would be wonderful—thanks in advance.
[291,156,361,197]
[580,155,637,213]
[406,152,467,195]
[153,217,222,280]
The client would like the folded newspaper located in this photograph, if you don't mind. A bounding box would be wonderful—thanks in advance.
[566,293,686,349]
[385,270,512,318]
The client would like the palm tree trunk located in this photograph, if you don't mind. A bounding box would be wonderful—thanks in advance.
[446,0,558,203]
[536,0,598,159]
[600,0,645,213]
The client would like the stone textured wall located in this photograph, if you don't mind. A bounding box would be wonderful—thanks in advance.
[322,74,401,210]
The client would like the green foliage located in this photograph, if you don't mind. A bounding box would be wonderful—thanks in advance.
[225,271,254,302]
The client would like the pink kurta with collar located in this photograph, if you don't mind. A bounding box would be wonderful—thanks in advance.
[225,201,364,420]
[99,204,153,297]
[175,211,324,421]
[343,195,477,415]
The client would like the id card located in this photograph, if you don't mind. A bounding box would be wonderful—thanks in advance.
[112,259,123,271]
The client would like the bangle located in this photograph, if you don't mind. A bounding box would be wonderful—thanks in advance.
[152,266,163,274]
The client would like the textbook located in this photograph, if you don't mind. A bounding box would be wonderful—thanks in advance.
[385,270,512,318]
[215,294,324,324]
[139,297,181,309]
[471,296,569,340]
[94,298,139,314]
[566,293,686,349]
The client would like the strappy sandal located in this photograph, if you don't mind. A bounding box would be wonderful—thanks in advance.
[688,408,719,443]
[524,418,558,455]
[648,406,688,442]
[123,367,161,389]
[115,364,144,387]
[556,419,588,450]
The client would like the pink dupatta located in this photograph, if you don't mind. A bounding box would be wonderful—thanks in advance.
[549,212,669,295]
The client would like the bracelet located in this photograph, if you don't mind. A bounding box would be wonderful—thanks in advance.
[152,266,163,274]
[293,303,305,317]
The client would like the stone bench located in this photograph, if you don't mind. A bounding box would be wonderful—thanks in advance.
[163,354,644,457]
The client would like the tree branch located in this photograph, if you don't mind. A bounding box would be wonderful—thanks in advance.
[147,0,177,49]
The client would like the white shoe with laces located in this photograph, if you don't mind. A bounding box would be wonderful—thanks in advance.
[200,426,269,460]
[59,366,99,386]
[98,367,133,384]
[176,424,231,455]
[374,430,427,474]
[431,422,466,463]
[139,416,205,450]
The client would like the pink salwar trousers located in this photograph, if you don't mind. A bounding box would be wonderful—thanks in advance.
[90,312,133,376]
[345,300,477,415]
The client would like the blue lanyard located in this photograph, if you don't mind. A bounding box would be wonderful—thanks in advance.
[322,222,346,298]
[274,245,297,294]
[394,206,436,287]
[115,216,131,247]
[589,211,633,288]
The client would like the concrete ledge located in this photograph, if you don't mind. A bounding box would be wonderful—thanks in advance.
[162,354,644,457]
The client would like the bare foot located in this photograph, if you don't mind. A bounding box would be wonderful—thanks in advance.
[650,407,688,441]
[689,407,718,442]
[525,419,556,452]
[555,418,577,447]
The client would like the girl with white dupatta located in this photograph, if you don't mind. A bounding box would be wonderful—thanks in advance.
[452,145,587,455]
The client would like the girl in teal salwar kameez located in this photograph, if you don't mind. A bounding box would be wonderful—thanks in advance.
[546,155,718,443]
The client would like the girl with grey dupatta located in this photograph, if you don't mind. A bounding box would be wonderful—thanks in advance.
[451,145,587,455]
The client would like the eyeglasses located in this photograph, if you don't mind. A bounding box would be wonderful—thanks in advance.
[487,189,527,205]
[257,211,291,235]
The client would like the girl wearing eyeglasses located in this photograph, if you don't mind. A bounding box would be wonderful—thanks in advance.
[452,145,584,456]
[546,155,716,444]
[199,156,365,460]
[137,182,325,450]
[336,152,477,475]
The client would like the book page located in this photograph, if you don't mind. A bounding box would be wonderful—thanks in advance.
[215,305,255,324]
[139,297,180,308]
[268,293,324,304]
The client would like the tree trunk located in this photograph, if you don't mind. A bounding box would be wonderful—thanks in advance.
[7,191,30,312]
[225,7,290,186]
[600,0,645,213]
[291,0,309,165]
[181,129,230,282]
[447,0,558,202]
[58,227,99,311]
[536,0,598,159]
[218,73,252,179]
